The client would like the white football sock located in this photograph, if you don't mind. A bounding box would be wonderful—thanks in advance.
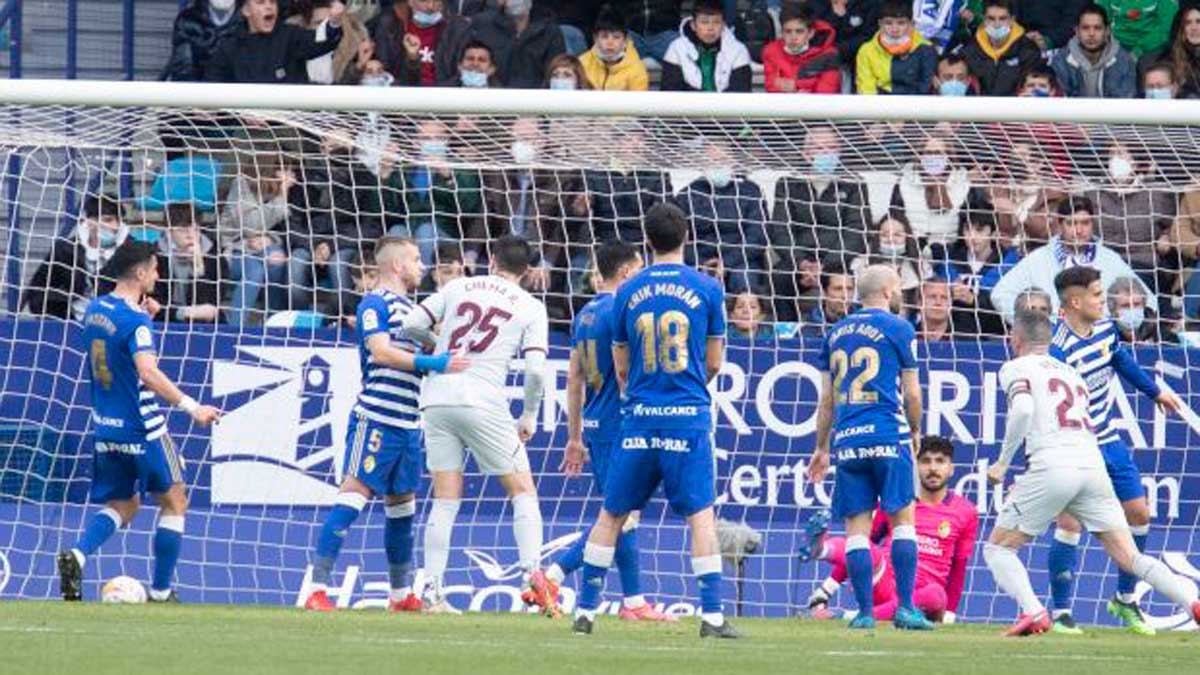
[511,493,543,574]
[622,595,646,609]
[1133,554,1199,608]
[984,543,1045,615]
[546,564,565,584]
[423,498,460,593]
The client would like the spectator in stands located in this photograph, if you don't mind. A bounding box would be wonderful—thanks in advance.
[673,140,768,292]
[1142,6,1200,97]
[813,0,881,84]
[1101,0,1177,58]
[727,291,775,340]
[162,0,243,81]
[431,240,466,290]
[987,0,1090,53]
[1169,183,1200,317]
[801,261,856,337]
[392,119,484,267]
[581,121,671,246]
[1014,63,1064,97]
[891,134,972,245]
[544,54,593,89]
[661,0,753,92]
[611,0,682,63]
[23,194,127,320]
[374,0,471,86]
[960,0,1042,96]
[1143,59,1183,97]
[220,154,294,324]
[1052,4,1138,98]
[443,40,501,87]
[578,6,650,91]
[287,0,372,84]
[154,203,228,323]
[851,211,931,313]
[912,0,975,54]
[928,206,1012,336]
[1013,287,1053,316]
[855,0,938,95]
[468,0,567,88]
[762,4,841,94]
[913,278,963,340]
[206,0,345,83]
[1109,275,1173,343]
[769,125,869,320]
[990,195,1154,321]
[931,53,979,95]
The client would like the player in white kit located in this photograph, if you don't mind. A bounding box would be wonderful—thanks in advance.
[401,235,552,613]
[983,311,1200,636]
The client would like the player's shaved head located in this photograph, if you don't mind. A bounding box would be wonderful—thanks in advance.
[644,202,688,255]
[856,264,900,303]
[1054,265,1101,301]
[1012,309,1052,348]
[374,235,417,268]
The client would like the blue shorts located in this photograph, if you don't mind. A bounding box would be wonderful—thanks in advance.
[831,443,915,520]
[603,428,715,517]
[1100,438,1145,502]
[344,413,422,497]
[90,435,185,502]
[584,435,617,495]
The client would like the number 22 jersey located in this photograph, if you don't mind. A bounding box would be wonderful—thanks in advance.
[411,275,549,411]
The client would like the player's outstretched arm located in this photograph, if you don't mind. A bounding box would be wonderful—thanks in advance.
[901,369,923,456]
[134,352,220,426]
[990,388,1034,484]
[517,349,546,442]
[808,372,834,483]
[561,346,587,476]
[1111,344,1184,414]
[365,333,468,374]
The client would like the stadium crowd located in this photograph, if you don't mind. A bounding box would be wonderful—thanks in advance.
[21,0,1200,343]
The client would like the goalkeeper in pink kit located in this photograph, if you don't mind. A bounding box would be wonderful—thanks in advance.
[801,436,979,622]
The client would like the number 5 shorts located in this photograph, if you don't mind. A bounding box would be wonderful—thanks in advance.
[423,404,532,476]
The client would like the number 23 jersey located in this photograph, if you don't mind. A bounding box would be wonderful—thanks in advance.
[817,308,917,450]
[412,275,549,411]
[998,353,1104,471]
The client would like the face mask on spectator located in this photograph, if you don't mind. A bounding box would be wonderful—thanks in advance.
[878,242,905,257]
[504,0,531,17]
[985,23,1011,41]
[1116,306,1145,333]
[360,72,394,87]
[511,141,538,164]
[460,70,488,87]
[921,154,949,177]
[784,43,809,56]
[549,76,577,90]
[939,80,968,97]
[209,0,235,11]
[881,33,911,50]
[78,221,129,261]
[706,168,734,189]
[811,152,840,175]
[421,140,449,158]
[598,46,625,63]
[1027,87,1050,97]
[1109,156,1134,182]
[1146,87,1173,99]
[412,10,443,27]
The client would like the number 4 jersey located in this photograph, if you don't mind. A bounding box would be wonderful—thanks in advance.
[998,353,1104,471]
[410,275,549,411]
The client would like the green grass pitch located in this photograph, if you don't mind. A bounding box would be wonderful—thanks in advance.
[1,602,1196,675]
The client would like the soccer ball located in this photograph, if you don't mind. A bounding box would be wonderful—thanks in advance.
[101,576,147,604]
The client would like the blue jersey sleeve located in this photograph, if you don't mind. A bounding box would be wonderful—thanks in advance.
[894,319,918,371]
[707,281,727,338]
[611,288,629,346]
[357,294,391,341]
[125,314,156,356]
[1112,341,1161,399]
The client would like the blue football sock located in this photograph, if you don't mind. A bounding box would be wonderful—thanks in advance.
[312,495,365,586]
[891,525,918,612]
[385,501,416,591]
[553,529,588,579]
[845,535,874,616]
[76,507,121,558]
[614,527,642,599]
[1117,527,1150,597]
[1048,529,1080,613]
[577,543,614,612]
[152,514,184,592]
[693,554,723,614]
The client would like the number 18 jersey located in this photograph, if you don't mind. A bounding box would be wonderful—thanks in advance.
[998,353,1104,471]
[414,275,549,411]
[818,308,917,450]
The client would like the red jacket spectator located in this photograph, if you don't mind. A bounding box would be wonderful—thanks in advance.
[762,20,841,94]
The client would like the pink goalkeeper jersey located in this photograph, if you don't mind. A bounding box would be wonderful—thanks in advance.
[872,492,979,607]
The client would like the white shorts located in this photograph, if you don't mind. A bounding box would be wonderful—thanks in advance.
[996,466,1128,537]
[422,405,530,476]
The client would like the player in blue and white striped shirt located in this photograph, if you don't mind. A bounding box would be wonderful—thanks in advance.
[304,237,468,613]
[1044,266,1184,635]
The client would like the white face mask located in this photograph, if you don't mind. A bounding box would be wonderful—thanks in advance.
[921,154,949,177]
[1109,155,1134,182]
[511,140,538,164]
[549,76,576,90]
[209,0,236,11]
[707,168,734,189]
[878,242,905,257]
[1116,306,1145,332]
[784,42,810,55]
[505,0,531,17]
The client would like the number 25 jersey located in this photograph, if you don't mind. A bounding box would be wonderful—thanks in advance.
[414,275,549,411]
[818,308,917,450]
